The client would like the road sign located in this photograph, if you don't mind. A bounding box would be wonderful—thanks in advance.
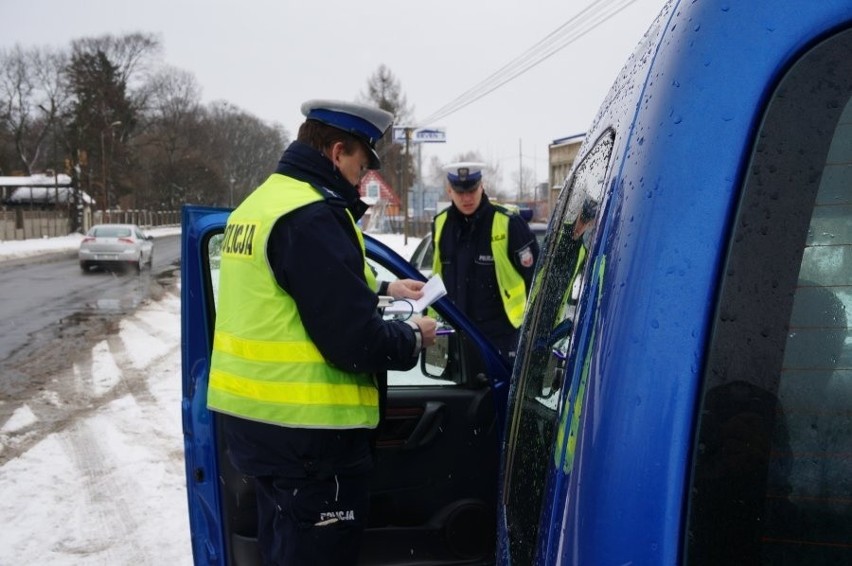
[392,127,447,144]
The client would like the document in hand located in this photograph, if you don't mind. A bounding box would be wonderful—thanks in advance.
[383,274,447,315]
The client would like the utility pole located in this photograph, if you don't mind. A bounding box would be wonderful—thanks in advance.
[403,127,412,246]
[417,143,423,233]
[100,120,122,214]
[519,138,524,203]
[392,124,446,242]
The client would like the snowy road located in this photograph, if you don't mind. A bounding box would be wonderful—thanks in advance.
[0,230,420,565]
[0,279,191,564]
[0,229,192,565]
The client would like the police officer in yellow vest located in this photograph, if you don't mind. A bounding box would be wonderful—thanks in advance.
[432,161,539,364]
[207,99,437,565]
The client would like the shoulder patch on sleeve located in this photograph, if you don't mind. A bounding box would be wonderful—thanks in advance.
[517,245,535,268]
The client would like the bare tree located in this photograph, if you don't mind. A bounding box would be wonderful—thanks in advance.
[131,65,204,208]
[511,164,538,203]
[0,31,290,215]
[203,101,289,206]
[425,154,447,188]
[70,33,161,94]
[0,45,69,175]
[141,66,202,155]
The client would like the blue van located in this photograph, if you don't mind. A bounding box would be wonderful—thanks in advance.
[181,0,852,563]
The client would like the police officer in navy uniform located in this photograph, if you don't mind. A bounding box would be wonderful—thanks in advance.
[431,162,539,364]
[207,99,437,565]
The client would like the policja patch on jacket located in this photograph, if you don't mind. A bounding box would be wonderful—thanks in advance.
[222,222,259,258]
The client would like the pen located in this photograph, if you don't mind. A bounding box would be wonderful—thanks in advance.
[436,328,455,335]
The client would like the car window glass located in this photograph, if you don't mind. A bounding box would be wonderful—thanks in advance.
[502,132,614,564]
[421,239,434,271]
[368,257,395,285]
[408,236,434,274]
[94,226,131,238]
[208,233,222,310]
[687,28,852,565]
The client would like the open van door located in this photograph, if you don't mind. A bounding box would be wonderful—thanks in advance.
[180,205,512,565]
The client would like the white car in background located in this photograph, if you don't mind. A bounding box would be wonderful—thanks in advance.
[78,223,154,273]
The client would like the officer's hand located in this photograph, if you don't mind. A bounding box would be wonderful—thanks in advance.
[388,279,425,300]
[413,316,438,348]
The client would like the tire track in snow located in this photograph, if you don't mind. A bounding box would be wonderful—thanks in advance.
[33,288,182,564]
[0,290,180,465]
[54,419,148,564]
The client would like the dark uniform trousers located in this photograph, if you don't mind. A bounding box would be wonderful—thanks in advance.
[222,415,375,566]
[254,472,370,565]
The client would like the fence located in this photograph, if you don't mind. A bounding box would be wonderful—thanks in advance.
[0,210,68,240]
[379,217,432,238]
[93,209,180,227]
[0,208,179,241]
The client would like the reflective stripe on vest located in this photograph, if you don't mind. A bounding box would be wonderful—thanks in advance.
[432,209,528,328]
[207,174,378,429]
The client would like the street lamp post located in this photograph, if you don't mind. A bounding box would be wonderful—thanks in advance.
[100,120,122,214]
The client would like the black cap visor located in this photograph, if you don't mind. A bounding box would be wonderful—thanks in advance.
[449,179,482,193]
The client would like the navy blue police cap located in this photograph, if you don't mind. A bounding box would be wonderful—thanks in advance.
[301,99,394,169]
[443,162,486,192]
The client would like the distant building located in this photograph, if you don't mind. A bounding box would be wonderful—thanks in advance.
[1,173,94,209]
[548,133,585,214]
[410,182,444,217]
[360,170,401,233]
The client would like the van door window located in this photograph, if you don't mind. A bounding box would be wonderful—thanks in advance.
[502,132,614,564]
[687,28,852,565]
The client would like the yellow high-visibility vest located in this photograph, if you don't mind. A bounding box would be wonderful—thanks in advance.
[432,207,528,328]
[207,174,379,429]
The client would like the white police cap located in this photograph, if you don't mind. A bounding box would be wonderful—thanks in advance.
[443,161,486,192]
[301,99,394,169]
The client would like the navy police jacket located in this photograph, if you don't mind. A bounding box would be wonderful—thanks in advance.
[435,194,539,351]
[222,141,418,479]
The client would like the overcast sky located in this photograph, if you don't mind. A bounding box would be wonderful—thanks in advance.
[2,0,667,190]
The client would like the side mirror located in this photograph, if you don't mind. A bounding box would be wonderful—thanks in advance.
[420,328,453,379]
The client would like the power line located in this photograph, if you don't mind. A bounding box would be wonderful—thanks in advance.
[418,0,636,125]
[417,0,638,127]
